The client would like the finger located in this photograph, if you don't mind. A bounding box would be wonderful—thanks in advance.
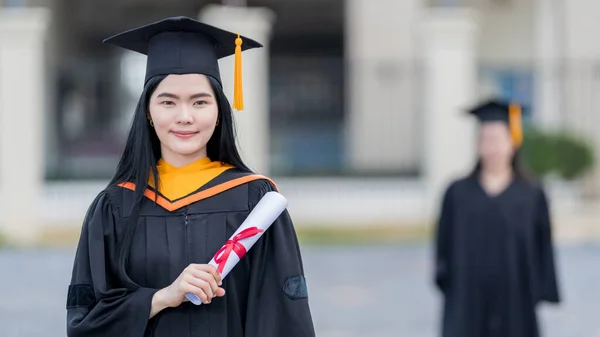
[207,265,223,286]
[186,264,200,273]
[194,264,223,286]
[185,276,214,300]
[182,283,209,304]
[215,287,226,297]
[192,270,219,296]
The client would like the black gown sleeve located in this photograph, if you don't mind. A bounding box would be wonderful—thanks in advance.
[66,191,159,337]
[244,180,316,337]
[434,183,454,294]
[534,188,561,304]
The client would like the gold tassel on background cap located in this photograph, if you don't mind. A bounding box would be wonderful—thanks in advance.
[509,101,523,148]
[233,33,244,111]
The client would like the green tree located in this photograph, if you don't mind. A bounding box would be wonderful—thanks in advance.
[520,127,595,180]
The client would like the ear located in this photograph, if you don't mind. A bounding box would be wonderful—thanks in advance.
[146,113,154,127]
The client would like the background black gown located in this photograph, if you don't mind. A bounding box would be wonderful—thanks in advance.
[66,169,316,337]
[434,175,560,337]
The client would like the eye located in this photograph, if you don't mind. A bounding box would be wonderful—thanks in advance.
[160,100,175,106]
[194,100,209,106]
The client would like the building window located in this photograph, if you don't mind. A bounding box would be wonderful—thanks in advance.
[479,65,534,122]
[269,55,345,176]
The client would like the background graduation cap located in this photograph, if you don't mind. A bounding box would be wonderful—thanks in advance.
[102,16,263,111]
[468,99,525,148]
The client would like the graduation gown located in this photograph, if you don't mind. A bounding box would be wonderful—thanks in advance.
[66,168,316,337]
[434,175,560,337]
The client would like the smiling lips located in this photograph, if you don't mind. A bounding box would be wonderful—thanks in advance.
[171,130,199,138]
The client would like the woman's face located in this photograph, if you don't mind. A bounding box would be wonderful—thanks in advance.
[148,74,219,165]
[477,121,514,169]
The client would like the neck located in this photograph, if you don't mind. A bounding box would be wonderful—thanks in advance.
[480,163,513,181]
[479,163,514,196]
[160,148,208,168]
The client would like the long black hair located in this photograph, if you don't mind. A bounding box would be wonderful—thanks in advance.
[108,74,252,287]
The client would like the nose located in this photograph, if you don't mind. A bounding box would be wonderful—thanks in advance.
[175,105,194,124]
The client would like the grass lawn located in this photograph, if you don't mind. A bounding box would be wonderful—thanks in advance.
[296,223,432,245]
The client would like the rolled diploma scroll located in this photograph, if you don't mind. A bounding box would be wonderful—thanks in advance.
[185,191,288,305]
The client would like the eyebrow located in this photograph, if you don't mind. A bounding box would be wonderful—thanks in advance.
[156,92,213,99]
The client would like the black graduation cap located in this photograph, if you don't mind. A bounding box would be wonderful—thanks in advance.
[103,16,263,110]
[468,99,524,147]
[469,100,512,123]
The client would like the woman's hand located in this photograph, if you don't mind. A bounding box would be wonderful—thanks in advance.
[150,264,225,318]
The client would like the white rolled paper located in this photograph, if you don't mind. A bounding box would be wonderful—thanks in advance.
[185,191,288,305]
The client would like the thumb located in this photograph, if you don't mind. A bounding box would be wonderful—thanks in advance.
[215,288,226,297]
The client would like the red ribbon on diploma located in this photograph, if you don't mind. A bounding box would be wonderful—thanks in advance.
[214,227,264,273]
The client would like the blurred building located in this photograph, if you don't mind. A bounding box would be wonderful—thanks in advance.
[1,0,599,243]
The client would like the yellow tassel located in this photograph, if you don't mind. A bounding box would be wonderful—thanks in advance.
[509,101,523,148]
[233,34,244,111]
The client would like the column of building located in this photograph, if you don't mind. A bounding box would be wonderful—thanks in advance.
[199,4,276,176]
[0,8,50,244]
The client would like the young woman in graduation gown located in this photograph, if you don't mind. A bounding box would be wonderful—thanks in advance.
[433,100,561,337]
[66,17,315,337]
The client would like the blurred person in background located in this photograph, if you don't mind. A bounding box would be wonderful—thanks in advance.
[65,16,315,337]
[433,99,561,337]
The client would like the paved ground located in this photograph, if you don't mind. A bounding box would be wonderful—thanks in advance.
[1,242,599,337]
